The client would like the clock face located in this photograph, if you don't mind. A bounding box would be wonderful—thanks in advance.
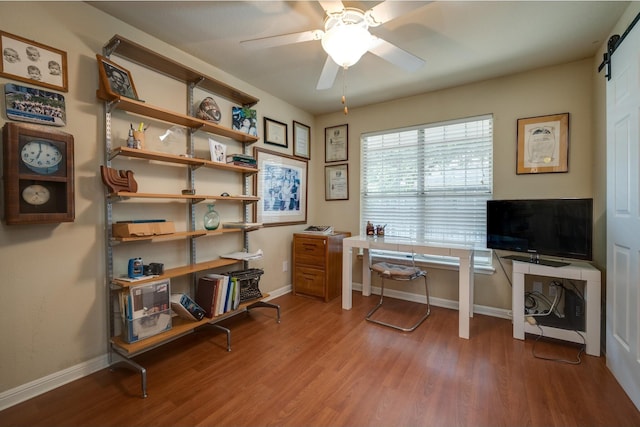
[21,140,63,175]
[22,184,51,206]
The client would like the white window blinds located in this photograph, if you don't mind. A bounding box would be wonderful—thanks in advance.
[361,115,493,266]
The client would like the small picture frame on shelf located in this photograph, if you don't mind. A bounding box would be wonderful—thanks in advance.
[208,138,226,163]
[264,117,288,148]
[96,54,139,100]
[293,120,310,159]
[232,106,258,136]
[0,30,68,92]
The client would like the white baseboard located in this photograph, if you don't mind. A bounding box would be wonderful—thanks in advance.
[0,283,509,411]
[0,354,109,411]
[351,282,512,319]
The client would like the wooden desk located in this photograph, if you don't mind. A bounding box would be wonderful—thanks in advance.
[342,235,475,339]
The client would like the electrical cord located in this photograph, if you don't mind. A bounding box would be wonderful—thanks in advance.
[531,323,585,365]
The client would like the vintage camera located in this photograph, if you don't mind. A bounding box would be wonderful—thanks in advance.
[143,262,164,275]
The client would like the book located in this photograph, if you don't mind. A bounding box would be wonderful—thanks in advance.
[195,277,219,318]
[226,154,256,163]
[205,273,229,316]
[227,161,258,168]
[222,222,262,230]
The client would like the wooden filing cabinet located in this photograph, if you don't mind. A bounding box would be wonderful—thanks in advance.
[292,232,350,302]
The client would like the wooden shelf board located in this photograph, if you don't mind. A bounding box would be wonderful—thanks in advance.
[111,295,270,356]
[110,191,259,203]
[112,258,239,288]
[110,228,241,243]
[111,147,259,174]
[105,34,258,107]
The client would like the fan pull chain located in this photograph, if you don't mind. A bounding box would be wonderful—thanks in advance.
[342,67,348,115]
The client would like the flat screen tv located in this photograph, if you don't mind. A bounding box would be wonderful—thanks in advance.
[486,198,593,266]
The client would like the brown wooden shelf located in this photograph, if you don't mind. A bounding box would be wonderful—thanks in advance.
[97,90,259,144]
[110,146,258,174]
[111,295,270,356]
[109,191,259,204]
[104,34,258,108]
[112,258,240,288]
[111,228,241,243]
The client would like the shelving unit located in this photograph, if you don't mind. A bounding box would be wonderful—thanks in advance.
[99,35,279,398]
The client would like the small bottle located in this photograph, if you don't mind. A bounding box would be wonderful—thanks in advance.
[366,221,374,236]
[203,203,220,230]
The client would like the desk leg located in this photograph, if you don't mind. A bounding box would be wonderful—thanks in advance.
[362,248,371,296]
[342,245,353,310]
[512,271,525,340]
[458,255,472,339]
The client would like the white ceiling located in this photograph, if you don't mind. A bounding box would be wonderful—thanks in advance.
[88,1,629,115]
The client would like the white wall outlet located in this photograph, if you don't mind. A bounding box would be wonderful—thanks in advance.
[533,281,543,293]
[282,261,288,272]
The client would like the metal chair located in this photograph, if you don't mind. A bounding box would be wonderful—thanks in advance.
[365,248,430,332]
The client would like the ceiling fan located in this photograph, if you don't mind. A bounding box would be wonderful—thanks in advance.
[241,1,427,91]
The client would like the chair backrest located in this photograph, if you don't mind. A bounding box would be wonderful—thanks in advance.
[369,237,418,269]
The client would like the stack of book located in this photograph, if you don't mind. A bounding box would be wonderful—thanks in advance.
[226,153,257,168]
[195,274,241,318]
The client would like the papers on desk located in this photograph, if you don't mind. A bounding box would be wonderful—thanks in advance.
[221,249,263,260]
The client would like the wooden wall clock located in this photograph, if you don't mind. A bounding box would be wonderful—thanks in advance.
[2,122,74,225]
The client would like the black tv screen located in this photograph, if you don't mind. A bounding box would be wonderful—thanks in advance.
[486,198,593,262]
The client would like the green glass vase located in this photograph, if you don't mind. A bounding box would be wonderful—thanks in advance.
[203,203,220,230]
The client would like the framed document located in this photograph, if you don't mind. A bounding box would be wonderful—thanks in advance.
[325,124,348,163]
[516,113,569,174]
[264,117,288,148]
[325,163,349,201]
[293,121,310,159]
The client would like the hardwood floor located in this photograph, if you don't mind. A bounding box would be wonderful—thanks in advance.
[2,292,639,427]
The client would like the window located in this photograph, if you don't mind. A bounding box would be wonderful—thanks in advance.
[361,114,493,268]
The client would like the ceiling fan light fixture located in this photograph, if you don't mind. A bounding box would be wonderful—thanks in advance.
[321,24,371,68]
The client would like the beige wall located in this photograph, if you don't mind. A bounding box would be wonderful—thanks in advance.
[0,0,637,404]
[311,58,595,310]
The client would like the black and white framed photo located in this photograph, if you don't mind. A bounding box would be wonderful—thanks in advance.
[325,163,349,201]
[0,31,68,92]
[96,54,139,100]
[253,147,307,227]
[208,138,226,163]
[325,123,348,162]
[293,120,310,159]
[264,117,288,148]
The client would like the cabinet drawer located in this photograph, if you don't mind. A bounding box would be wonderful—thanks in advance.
[294,266,325,298]
[294,237,326,267]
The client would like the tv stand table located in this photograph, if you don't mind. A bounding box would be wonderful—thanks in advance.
[512,260,601,356]
[342,235,475,339]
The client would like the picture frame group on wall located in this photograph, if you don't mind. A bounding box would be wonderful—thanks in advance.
[325,123,348,162]
[516,112,569,174]
[0,30,69,93]
[264,117,288,148]
[96,54,139,100]
[293,120,310,159]
[253,147,307,226]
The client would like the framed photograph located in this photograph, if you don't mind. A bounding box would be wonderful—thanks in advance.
[232,106,258,136]
[0,31,68,92]
[325,124,348,162]
[293,121,311,159]
[4,83,66,127]
[96,54,139,100]
[264,117,288,148]
[325,163,349,201]
[253,147,307,226]
[208,138,226,163]
[517,113,569,174]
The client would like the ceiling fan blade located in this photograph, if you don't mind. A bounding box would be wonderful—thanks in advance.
[367,1,431,26]
[241,30,323,50]
[318,0,345,15]
[368,36,425,72]
[316,56,340,90]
